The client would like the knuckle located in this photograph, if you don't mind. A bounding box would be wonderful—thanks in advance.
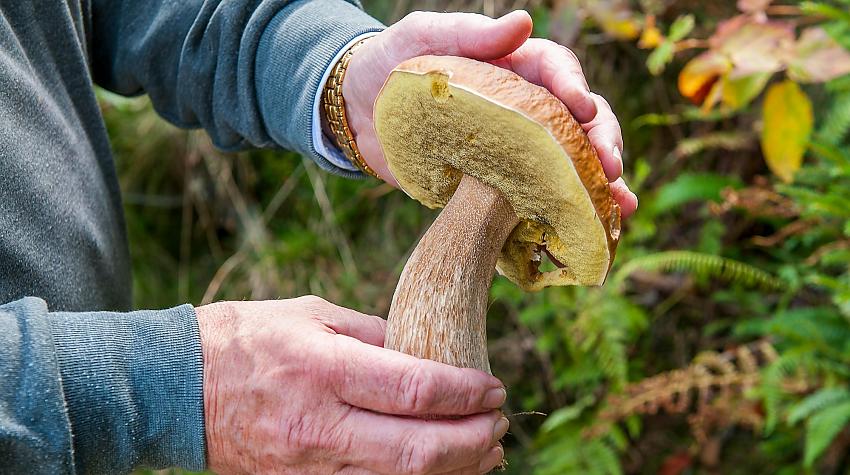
[562,45,580,63]
[591,92,613,109]
[402,10,429,23]
[398,434,441,475]
[296,294,329,306]
[297,295,335,315]
[398,363,438,413]
[538,38,579,61]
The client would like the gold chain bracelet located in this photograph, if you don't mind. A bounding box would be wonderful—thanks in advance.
[322,39,380,179]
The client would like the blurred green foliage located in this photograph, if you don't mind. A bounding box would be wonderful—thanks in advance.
[116,1,850,473]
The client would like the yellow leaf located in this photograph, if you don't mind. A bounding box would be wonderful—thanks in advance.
[760,81,813,183]
[600,17,641,40]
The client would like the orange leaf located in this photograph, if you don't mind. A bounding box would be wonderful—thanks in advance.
[678,51,731,105]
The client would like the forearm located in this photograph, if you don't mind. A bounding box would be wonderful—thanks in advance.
[50,304,205,474]
[0,297,206,475]
[91,0,383,175]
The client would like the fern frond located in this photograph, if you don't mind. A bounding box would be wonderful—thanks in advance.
[804,401,850,467]
[674,131,754,158]
[762,350,818,432]
[611,251,786,291]
[788,387,850,425]
[818,91,850,144]
[598,341,777,437]
[535,432,623,475]
[585,440,623,475]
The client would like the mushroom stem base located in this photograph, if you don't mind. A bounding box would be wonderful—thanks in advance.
[386,174,520,373]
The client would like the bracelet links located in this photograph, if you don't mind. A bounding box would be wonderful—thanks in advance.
[322,39,380,179]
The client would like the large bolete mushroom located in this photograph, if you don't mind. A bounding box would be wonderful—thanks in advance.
[375,56,621,373]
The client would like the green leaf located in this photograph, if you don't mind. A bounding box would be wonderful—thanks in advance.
[540,395,596,433]
[804,400,850,466]
[653,173,741,214]
[761,80,814,182]
[800,2,850,23]
[668,14,695,42]
[647,41,675,75]
[721,72,771,110]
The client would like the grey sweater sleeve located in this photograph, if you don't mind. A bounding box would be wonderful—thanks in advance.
[0,297,205,474]
[89,0,385,176]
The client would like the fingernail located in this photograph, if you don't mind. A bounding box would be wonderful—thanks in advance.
[483,387,507,409]
[478,445,504,474]
[493,417,510,442]
[614,147,624,176]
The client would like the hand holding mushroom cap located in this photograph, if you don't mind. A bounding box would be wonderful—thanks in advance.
[376,56,621,373]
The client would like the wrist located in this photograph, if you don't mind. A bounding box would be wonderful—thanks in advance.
[335,35,398,185]
[323,39,381,179]
[195,302,233,473]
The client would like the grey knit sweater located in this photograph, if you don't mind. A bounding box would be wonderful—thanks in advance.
[0,1,382,473]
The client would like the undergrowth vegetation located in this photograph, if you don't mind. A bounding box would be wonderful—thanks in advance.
[116,1,850,474]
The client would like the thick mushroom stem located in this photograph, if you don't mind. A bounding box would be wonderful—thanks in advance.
[386,174,520,373]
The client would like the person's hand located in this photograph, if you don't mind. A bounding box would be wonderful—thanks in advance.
[196,296,509,474]
[342,10,638,218]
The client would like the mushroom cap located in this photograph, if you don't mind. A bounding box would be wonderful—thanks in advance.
[374,55,621,290]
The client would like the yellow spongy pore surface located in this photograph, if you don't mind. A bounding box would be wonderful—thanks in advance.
[374,70,611,289]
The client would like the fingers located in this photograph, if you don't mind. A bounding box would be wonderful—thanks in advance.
[295,295,387,347]
[325,308,387,348]
[491,40,627,183]
[611,178,638,218]
[580,94,637,217]
[582,93,624,182]
[397,10,532,60]
[492,38,596,123]
[331,334,506,416]
[337,408,505,475]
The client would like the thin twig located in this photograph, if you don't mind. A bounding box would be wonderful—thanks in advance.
[262,164,305,224]
[202,251,248,304]
[303,160,358,276]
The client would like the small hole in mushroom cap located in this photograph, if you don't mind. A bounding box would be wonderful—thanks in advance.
[427,71,451,103]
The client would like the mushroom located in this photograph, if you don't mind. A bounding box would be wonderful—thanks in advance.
[375,56,621,373]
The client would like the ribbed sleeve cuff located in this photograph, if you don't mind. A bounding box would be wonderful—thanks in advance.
[255,0,384,178]
[48,305,206,474]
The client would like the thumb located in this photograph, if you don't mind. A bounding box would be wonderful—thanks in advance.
[400,10,533,60]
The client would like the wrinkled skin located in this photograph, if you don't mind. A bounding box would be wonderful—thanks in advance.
[198,297,509,475]
[343,10,638,218]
